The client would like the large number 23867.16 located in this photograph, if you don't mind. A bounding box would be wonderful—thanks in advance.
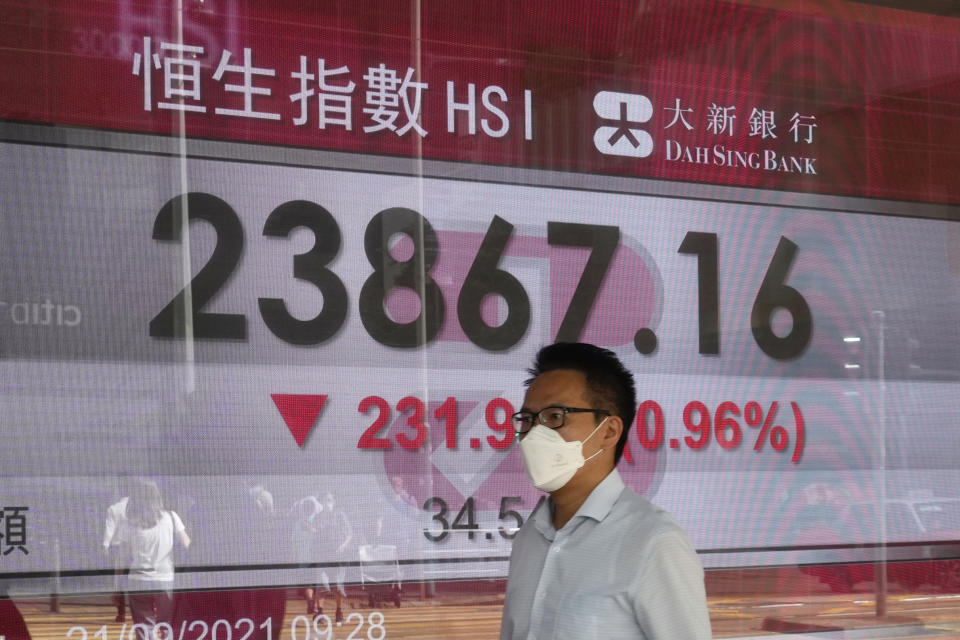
[149,193,812,359]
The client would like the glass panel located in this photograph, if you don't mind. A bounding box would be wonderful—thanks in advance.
[1,1,959,638]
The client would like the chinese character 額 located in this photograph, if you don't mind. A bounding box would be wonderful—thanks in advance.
[362,64,428,136]
[212,47,281,120]
[663,98,694,131]
[0,507,29,556]
[748,108,776,139]
[290,57,356,129]
[789,113,817,143]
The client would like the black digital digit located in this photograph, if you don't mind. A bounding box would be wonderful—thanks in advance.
[497,496,523,539]
[149,193,247,340]
[257,200,348,345]
[450,497,479,540]
[547,222,619,343]
[359,208,445,348]
[751,236,812,360]
[423,497,450,542]
[457,215,530,351]
[678,231,720,355]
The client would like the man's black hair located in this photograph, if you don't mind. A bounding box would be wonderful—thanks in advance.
[525,342,636,465]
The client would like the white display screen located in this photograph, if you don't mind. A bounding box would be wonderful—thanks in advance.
[1,1,959,637]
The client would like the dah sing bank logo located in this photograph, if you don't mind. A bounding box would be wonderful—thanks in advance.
[592,91,654,158]
[592,91,819,175]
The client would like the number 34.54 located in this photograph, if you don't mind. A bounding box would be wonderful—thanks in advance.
[422,496,545,542]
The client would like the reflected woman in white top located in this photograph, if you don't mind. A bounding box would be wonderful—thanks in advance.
[119,479,190,640]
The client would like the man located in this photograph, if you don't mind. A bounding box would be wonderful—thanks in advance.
[500,343,711,639]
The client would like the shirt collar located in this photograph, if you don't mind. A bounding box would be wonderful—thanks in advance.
[532,468,626,539]
[576,468,626,522]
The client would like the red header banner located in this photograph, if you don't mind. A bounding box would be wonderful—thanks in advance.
[1,0,958,202]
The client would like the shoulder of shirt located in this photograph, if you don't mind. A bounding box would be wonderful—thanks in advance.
[512,497,549,541]
[607,486,691,545]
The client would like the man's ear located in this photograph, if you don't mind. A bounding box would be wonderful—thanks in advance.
[602,415,623,448]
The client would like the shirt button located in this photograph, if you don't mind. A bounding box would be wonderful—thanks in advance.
[553,547,561,554]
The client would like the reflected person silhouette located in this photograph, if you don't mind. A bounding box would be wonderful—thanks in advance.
[316,491,353,625]
[118,479,190,640]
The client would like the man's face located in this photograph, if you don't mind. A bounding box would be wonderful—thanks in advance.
[521,368,603,446]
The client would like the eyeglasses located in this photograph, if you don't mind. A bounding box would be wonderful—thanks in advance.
[511,406,611,435]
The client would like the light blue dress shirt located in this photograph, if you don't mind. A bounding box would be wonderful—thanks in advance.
[500,469,712,639]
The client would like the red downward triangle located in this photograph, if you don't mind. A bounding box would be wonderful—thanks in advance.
[271,394,327,448]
